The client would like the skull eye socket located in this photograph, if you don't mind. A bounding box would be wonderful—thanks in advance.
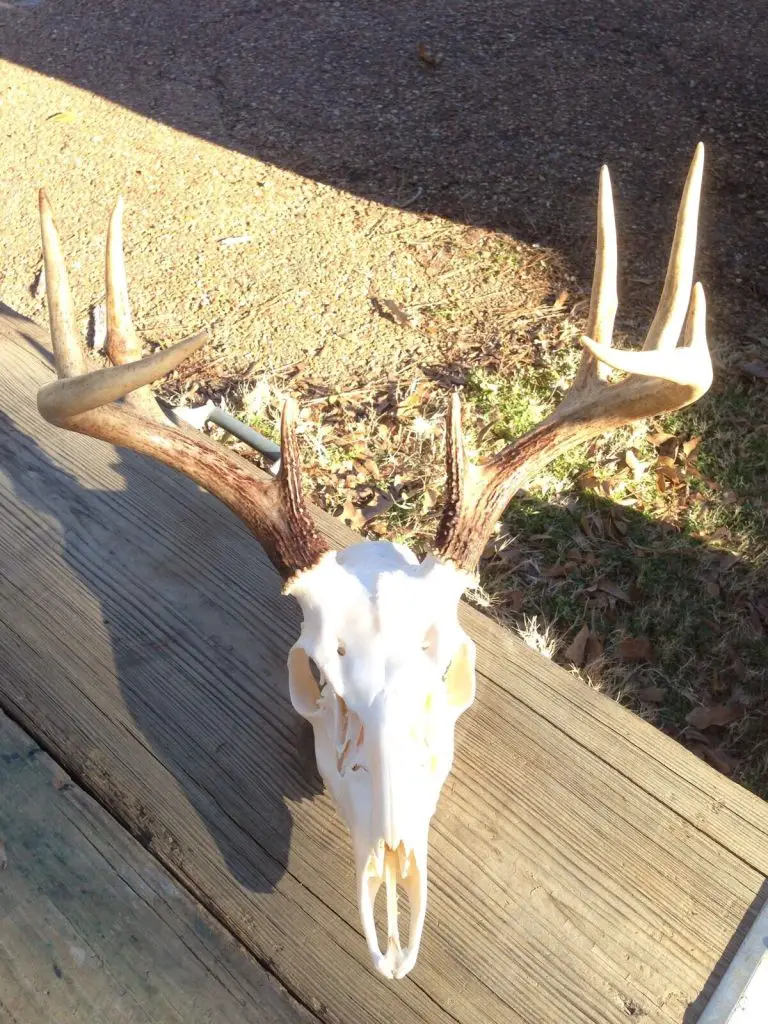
[288,648,327,717]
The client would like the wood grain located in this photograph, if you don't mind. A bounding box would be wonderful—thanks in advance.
[2,304,767,1023]
[0,708,314,1023]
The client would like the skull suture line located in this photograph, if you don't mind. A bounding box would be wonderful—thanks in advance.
[36,147,712,979]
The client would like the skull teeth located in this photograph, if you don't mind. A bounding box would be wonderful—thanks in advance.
[360,841,425,980]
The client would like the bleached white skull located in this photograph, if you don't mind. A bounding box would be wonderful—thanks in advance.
[286,542,475,979]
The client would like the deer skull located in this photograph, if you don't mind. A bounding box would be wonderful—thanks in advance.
[36,146,712,980]
[287,542,475,978]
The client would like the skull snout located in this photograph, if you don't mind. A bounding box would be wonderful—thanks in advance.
[355,695,431,978]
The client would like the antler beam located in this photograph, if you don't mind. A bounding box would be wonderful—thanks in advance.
[434,144,712,573]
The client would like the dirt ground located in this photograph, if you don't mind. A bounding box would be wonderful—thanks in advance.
[1,1,766,789]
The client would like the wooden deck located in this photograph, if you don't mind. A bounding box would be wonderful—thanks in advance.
[2,304,768,1023]
[0,708,312,1023]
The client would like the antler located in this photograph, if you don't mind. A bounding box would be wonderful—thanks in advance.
[36,191,330,583]
[435,144,712,574]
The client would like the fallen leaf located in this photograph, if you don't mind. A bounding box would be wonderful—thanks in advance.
[339,498,366,531]
[584,634,604,666]
[647,430,676,447]
[636,686,667,703]
[421,486,439,512]
[686,729,712,746]
[46,110,76,124]
[417,42,444,68]
[624,448,647,480]
[355,457,381,481]
[552,289,569,308]
[686,703,745,729]
[370,296,411,327]
[361,493,394,522]
[596,579,632,603]
[699,747,736,776]
[576,470,606,494]
[507,590,525,613]
[618,636,655,662]
[564,624,590,667]
[689,744,736,776]
[681,436,701,458]
[543,561,576,578]
[739,360,768,379]
[655,456,685,483]
[218,235,252,247]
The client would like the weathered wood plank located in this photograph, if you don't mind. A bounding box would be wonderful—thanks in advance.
[2,305,768,1023]
[0,707,315,1024]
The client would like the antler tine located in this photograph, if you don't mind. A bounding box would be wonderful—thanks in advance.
[575,163,618,386]
[105,195,142,365]
[643,141,704,352]
[434,146,713,575]
[36,193,330,582]
[39,190,88,379]
[104,195,173,422]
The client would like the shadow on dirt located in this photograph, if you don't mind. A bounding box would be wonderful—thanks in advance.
[2,0,768,339]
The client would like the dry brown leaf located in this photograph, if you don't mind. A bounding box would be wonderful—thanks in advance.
[356,458,381,480]
[543,561,576,578]
[689,744,736,776]
[584,634,604,666]
[740,360,768,379]
[636,686,667,703]
[361,493,395,522]
[553,289,569,308]
[647,430,676,447]
[700,747,736,776]
[596,579,632,603]
[417,43,444,68]
[564,623,590,666]
[577,471,614,497]
[686,703,745,729]
[507,590,525,613]
[681,436,701,458]
[421,487,439,512]
[339,498,366,531]
[618,636,655,662]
